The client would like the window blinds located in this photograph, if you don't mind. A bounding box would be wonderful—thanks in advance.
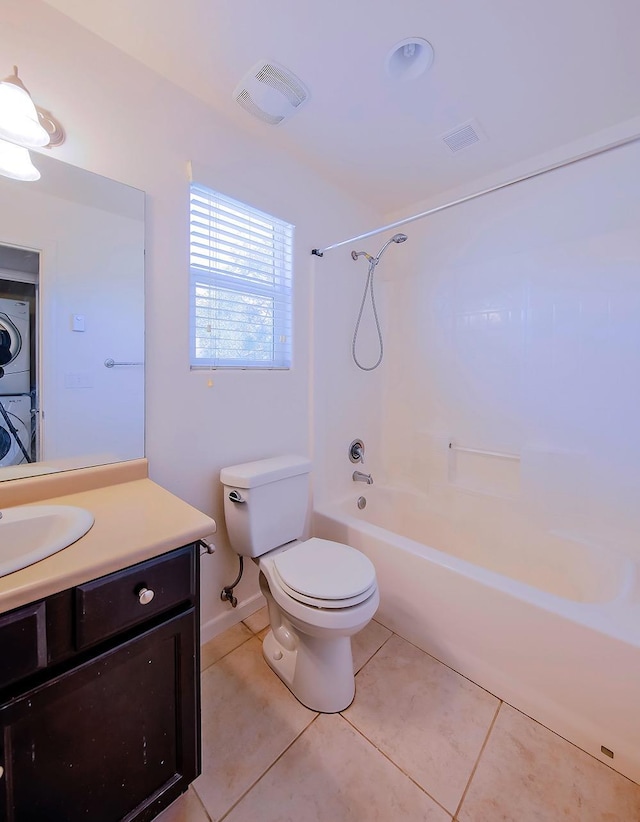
[190,183,293,368]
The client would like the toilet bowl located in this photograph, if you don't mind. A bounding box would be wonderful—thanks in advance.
[258,538,379,712]
[221,456,379,712]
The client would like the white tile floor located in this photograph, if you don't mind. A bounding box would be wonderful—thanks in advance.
[157,607,640,822]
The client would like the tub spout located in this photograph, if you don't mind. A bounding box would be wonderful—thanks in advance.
[353,470,374,485]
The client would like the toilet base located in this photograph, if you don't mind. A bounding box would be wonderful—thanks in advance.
[262,628,356,713]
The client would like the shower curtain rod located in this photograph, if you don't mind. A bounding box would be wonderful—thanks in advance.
[310,132,640,257]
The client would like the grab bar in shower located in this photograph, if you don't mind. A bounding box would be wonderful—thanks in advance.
[448,442,520,461]
[104,358,144,368]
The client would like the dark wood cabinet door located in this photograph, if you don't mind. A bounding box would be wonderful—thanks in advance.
[0,609,198,822]
[0,602,47,690]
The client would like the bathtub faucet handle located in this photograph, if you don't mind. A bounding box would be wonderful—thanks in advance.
[349,439,365,463]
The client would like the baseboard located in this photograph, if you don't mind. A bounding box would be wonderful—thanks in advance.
[200,592,266,645]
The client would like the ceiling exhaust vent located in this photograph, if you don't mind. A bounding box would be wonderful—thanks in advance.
[234,61,310,126]
[442,120,485,153]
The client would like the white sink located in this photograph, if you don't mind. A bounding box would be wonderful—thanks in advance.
[0,505,95,578]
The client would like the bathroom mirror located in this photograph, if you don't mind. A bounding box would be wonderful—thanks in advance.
[0,152,144,480]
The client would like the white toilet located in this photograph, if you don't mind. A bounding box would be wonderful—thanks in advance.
[221,455,379,713]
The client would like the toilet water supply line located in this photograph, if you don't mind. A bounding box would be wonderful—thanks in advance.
[220,488,247,607]
[221,556,243,608]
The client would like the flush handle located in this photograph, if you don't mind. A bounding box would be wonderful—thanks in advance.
[228,490,246,504]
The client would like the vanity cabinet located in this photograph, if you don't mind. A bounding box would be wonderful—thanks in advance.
[0,543,200,822]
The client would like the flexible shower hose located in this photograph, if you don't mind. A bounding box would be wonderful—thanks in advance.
[352,258,383,371]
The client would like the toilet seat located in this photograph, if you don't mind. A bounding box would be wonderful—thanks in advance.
[269,538,377,609]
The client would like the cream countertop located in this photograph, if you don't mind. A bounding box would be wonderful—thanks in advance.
[0,460,216,614]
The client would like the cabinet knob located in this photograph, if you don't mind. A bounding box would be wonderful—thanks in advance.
[0,765,3,779]
[138,587,155,605]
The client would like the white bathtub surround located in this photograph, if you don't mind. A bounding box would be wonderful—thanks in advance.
[379,134,640,557]
[314,486,640,785]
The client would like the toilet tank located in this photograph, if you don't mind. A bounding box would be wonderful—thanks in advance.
[220,455,311,557]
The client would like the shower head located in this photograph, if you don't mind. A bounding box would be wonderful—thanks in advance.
[375,232,409,261]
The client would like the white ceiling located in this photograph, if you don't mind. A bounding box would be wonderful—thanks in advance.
[43,0,640,213]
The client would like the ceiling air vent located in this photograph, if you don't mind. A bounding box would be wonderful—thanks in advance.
[234,61,310,126]
[442,120,484,153]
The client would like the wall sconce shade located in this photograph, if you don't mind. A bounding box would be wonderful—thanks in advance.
[0,66,65,182]
[0,68,50,147]
[0,138,40,181]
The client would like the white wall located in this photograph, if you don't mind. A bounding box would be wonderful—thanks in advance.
[381,130,640,560]
[1,0,379,636]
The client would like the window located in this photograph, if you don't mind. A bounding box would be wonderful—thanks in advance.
[189,183,293,369]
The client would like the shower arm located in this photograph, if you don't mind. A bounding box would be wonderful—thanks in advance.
[351,233,407,265]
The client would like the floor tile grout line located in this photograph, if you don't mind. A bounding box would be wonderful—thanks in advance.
[497,697,640,785]
[352,624,504,817]
[361,619,635,786]
[353,628,395,675]
[243,616,637,782]
[200,632,255,673]
[200,619,640,821]
[375,624,640,788]
[216,712,321,822]
[207,624,453,816]
[206,620,396,816]
[391,628,504,704]
[190,784,214,822]
[241,617,269,636]
[338,711,454,818]
[199,607,268,674]
[453,699,503,820]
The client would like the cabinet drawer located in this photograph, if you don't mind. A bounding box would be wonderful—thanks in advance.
[75,545,195,650]
[0,601,47,689]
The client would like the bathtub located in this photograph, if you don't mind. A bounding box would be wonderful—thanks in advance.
[313,483,640,784]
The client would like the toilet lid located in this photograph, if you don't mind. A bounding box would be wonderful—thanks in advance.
[272,538,376,601]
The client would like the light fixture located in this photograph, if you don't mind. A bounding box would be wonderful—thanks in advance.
[0,66,65,182]
[385,38,434,81]
[0,139,40,181]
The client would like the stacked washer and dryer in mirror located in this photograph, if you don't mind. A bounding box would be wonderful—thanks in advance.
[0,297,33,468]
